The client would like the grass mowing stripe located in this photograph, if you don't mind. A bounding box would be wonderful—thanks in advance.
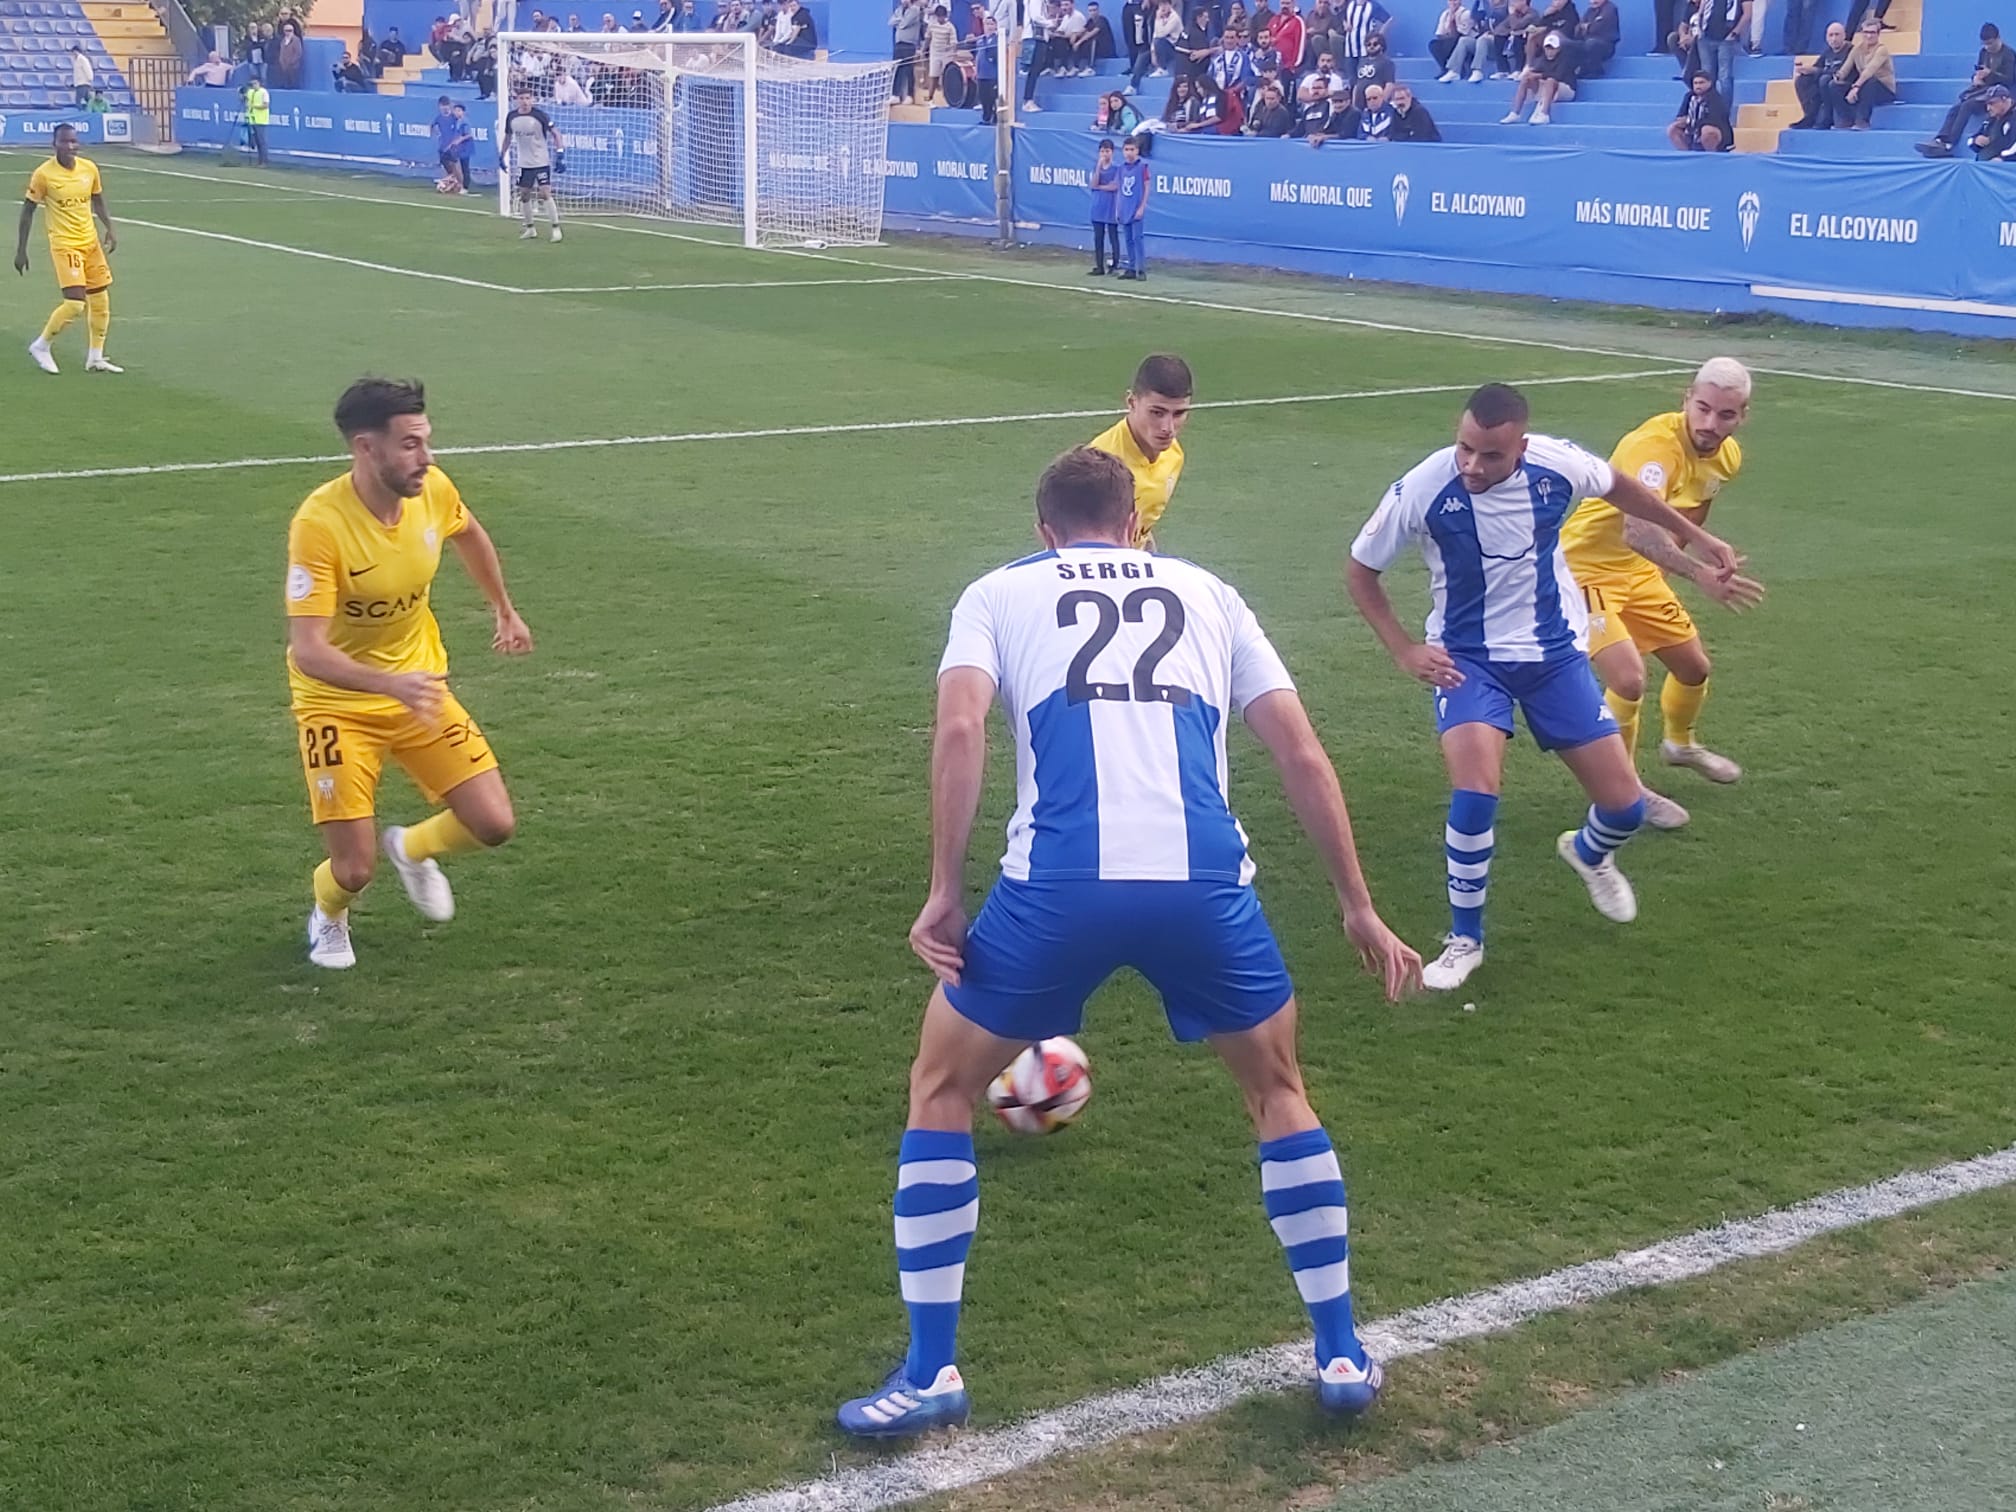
[710,1141,2016,1512]
[32,151,2016,405]
[0,368,1684,485]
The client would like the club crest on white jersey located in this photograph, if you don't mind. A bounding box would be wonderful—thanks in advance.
[938,546,1296,884]
[1350,433,1616,664]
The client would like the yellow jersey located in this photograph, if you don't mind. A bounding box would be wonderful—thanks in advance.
[1087,417,1184,547]
[25,155,103,253]
[1560,411,1741,583]
[284,467,470,716]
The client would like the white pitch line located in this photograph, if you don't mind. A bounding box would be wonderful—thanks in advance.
[708,1140,2016,1512]
[524,275,964,293]
[121,216,522,292]
[0,369,1683,487]
[114,215,960,296]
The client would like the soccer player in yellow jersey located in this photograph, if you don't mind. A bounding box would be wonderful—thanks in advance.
[1561,358,1765,831]
[286,379,534,969]
[1086,353,1191,549]
[13,123,120,375]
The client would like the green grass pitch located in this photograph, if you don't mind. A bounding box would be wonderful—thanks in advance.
[2,152,2013,1512]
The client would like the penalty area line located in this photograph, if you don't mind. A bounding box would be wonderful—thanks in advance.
[706,1140,2016,1512]
[0,369,1684,487]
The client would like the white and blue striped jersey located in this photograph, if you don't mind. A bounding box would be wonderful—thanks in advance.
[1349,433,1616,664]
[938,545,1296,885]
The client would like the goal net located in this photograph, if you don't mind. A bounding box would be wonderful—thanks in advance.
[495,33,900,248]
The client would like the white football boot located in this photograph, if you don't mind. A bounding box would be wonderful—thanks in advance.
[307,906,357,969]
[1661,739,1742,784]
[1422,935,1485,992]
[381,826,455,922]
[1556,831,1638,923]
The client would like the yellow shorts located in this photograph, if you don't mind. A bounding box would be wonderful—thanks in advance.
[1581,575,1699,658]
[52,243,112,293]
[295,694,498,824]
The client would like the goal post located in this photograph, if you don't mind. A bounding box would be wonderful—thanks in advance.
[494,32,901,248]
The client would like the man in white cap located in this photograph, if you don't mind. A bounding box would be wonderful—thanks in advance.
[1502,28,1577,122]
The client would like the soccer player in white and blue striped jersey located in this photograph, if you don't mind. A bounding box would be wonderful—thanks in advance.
[1347,383,1745,994]
[836,447,1421,1439]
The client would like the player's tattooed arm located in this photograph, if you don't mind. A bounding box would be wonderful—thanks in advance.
[1622,515,1764,609]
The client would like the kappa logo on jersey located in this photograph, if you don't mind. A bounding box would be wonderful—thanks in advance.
[1438,497,1469,514]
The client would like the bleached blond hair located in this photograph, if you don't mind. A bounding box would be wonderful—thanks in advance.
[1691,356,1753,400]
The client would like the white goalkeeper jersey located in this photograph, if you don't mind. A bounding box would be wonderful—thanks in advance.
[938,544,1296,885]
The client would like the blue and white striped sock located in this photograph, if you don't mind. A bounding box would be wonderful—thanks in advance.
[1259,1126,1363,1369]
[1571,797,1646,867]
[1445,788,1498,943]
[895,1128,979,1385]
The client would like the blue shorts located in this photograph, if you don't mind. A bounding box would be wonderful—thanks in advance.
[945,878,1294,1044]
[1432,651,1618,753]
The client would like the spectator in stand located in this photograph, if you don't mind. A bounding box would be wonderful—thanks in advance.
[1575,0,1619,74]
[85,86,108,113]
[553,59,593,101]
[1177,6,1219,77]
[1023,0,1059,108]
[1495,0,1535,76]
[69,44,93,107]
[1789,20,1850,126]
[1530,0,1578,50]
[1097,86,1147,128]
[891,0,923,104]
[1212,23,1256,96]
[442,17,474,78]
[1969,82,2016,158]
[1843,0,1890,40]
[1668,66,1732,146]
[244,22,270,82]
[1503,28,1576,121]
[1247,75,1295,129]
[273,17,307,87]
[1917,23,2015,156]
[1115,135,1150,278]
[973,15,1000,118]
[334,49,372,90]
[1273,0,1308,76]
[1387,79,1441,134]
[1672,0,1705,80]
[924,5,960,99]
[1149,0,1184,76]
[1828,16,1894,128]
[1251,22,1282,75]
[772,0,818,55]
[1050,0,1090,75]
[1189,73,1236,127]
[1779,0,1816,51]
[1126,1,1155,86]
[1357,79,1394,134]
[189,50,233,86]
[1351,30,1393,106]
[1335,0,1390,83]
[1298,49,1346,98]
[1295,77,1359,139]
[380,26,409,67]
[600,13,620,30]
[653,0,676,27]
[1089,138,1122,273]
[1449,0,1503,79]
[1696,0,1745,105]
[1069,2,1119,71]
[469,33,498,98]
[429,15,453,57]
[1303,0,1343,63]
[1432,0,1475,79]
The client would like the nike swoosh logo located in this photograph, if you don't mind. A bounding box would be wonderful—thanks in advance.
[352,564,378,577]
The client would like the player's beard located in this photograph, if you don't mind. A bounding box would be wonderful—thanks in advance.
[376,456,429,498]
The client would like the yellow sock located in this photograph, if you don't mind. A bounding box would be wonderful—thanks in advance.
[1605,688,1642,761]
[313,859,360,918]
[1661,676,1710,748]
[41,297,85,343]
[400,809,484,864]
[85,289,110,351]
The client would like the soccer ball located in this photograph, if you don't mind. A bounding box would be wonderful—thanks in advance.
[987,1037,1092,1135]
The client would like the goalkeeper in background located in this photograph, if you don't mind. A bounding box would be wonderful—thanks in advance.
[503,86,565,241]
[1086,353,1192,549]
